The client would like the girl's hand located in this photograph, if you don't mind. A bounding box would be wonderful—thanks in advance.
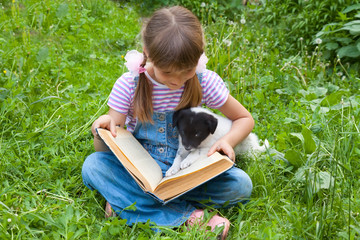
[207,95,254,162]
[91,109,126,152]
[208,140,236,162]
[91,114,117,137]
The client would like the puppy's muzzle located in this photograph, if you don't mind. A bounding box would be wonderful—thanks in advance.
[184,146,193,151]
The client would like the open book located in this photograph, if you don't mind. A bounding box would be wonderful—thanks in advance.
[97,127,234,203]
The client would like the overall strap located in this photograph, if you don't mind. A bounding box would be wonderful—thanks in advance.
[133,76,139,87]
[196,72,203,84]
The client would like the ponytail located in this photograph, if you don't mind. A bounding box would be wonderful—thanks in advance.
[133,54,154,123]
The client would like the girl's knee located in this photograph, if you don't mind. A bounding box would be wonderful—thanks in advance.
[233,170,253,199]
[224,168,253,202]
[82,152,102,175]
[81,152,113,190]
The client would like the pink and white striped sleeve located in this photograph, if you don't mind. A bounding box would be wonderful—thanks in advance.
[107,72,135,114]
[201,70,229,109]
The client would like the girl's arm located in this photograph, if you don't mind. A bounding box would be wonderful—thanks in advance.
[92,108,127,152]
[207,95,255,161]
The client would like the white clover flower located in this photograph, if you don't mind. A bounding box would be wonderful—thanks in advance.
[299,37,304,41]
[315,38,322,44]
[223,39,232,47]
[201,2,206,7]
[240,18,246,24]
[337,72,343,77]
[8,218,11,223]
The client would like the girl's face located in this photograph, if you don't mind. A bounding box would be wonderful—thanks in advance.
[152,65,197,90]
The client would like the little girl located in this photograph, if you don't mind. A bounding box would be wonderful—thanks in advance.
[82,6,254,239]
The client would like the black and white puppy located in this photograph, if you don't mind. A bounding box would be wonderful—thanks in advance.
[165,107,269,177]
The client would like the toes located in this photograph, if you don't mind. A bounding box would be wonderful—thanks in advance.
[180,162,190,169]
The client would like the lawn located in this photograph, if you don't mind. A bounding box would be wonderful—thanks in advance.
[1,0,359,239]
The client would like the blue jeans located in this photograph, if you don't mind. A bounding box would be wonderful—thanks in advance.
[82,111,252,226]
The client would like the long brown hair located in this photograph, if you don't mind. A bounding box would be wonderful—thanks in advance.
[133,6,204,122]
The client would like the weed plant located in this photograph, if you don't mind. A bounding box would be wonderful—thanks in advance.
[316,3,360,72]
[1,0,359,239]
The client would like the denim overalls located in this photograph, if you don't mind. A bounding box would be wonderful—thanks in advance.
[82,79,253,227]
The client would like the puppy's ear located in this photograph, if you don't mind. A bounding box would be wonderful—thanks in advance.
[206,115,218,134]
[173,109,185,127]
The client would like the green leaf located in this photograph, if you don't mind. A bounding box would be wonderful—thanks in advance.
[56,3,69,19]
[310,104,330,114]
[337,45,360,58]
[341,20,360,35]
[290,132,304,144]
[335,37,353,45]
[285,149,304,168]
[36,47,49,62]
[65,205,74,222]
[109,224,121,235]
[312,87,328,97]
[284,118,299,124]
[124,202,137,211]
[338,11,348,21]
[316,171,333,190]
[301,86,328,98]
[316,23,343,37]
[325,42,339,50]
[321,90,348,106]
[343,4,360,14]
[343,20,360,26]
[302,127,316,154]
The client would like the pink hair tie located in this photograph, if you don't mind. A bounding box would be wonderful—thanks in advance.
[138,66,146,74]
[124,50,146,77]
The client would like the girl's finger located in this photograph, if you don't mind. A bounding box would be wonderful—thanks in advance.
[207,145,218,156]
[109,120,117,137]
[91,122,99,137]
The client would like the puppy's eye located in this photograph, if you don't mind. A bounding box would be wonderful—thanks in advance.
[195,133,200,138]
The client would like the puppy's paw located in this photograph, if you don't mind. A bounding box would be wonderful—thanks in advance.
[180,158,195,169]
[165,164,180,177]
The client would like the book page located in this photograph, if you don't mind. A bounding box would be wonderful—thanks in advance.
[98,127,163,192]
[158,152,231,185]
[154,153,234,202]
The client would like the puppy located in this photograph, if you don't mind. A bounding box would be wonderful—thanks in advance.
[165,107,269,177]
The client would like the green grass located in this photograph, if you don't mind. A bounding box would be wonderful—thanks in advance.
[1,0,359,239]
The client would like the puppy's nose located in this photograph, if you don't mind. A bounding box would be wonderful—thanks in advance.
[185,146,192,151]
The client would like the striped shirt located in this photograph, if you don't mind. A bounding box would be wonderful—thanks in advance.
[108,69,229,132]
